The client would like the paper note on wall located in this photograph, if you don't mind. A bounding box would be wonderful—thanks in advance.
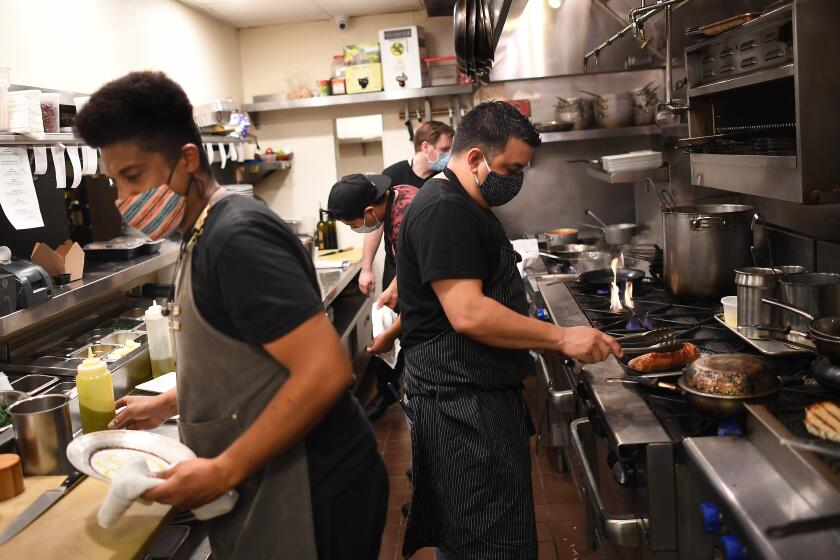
[205,143,215,165]
[67,146,82,188]
[218,143,227,169]
[50,145,67,189]
[0,147,45,230]
[33,147,48,175]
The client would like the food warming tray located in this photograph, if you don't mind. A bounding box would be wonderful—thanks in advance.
[714,313,813,357]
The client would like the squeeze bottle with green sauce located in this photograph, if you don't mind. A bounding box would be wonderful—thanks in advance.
[145,300,176,378]
[76,351,116,433]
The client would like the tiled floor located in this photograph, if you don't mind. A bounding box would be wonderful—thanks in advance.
[371,374,603,560]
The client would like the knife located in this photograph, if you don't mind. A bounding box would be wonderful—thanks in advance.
[320,248,352,257]
[0,470,85,544]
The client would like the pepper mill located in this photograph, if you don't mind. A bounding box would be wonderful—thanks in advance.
[0,454,25,501]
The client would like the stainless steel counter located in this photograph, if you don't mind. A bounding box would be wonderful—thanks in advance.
[538,279,671,456]
[318,262,361,307]
[0,242,179,339]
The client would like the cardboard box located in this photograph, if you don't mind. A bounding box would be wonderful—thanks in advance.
[346,63,384,94]
[30,240,85,281]
[379,26,428,90]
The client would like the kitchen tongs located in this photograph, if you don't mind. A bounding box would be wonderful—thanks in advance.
[616,328,682,355]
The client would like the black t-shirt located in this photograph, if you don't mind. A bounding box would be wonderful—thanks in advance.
[382,158,430,190]
[397,177,506,348]
[190,195,377,503]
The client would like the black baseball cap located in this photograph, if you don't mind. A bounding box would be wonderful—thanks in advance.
[327,173,392,220]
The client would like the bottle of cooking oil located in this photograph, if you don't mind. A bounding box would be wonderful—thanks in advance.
[76,351,116,433]
[144,300,176,378]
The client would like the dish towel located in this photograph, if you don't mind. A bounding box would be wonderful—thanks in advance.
[371,302,400,369]
[97,457,239,528]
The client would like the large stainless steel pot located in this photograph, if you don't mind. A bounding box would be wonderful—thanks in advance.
[778,272,840,332]
[663,204,754,299]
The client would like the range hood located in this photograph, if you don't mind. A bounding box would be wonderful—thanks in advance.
[488,0,778,82]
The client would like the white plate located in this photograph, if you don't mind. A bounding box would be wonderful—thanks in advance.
[135,371,176,394]
[67,430,195,482]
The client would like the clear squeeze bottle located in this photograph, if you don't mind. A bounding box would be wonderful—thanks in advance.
[144,300,176,378]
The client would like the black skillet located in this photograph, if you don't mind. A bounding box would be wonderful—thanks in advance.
[577,267,645,295]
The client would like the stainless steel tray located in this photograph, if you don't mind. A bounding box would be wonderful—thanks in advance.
[713,313,814,356]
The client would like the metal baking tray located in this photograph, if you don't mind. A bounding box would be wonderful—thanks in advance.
[44,381,78,398]
[714,313,814,356]
[98,331,139,346]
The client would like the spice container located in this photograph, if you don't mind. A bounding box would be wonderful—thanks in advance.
[330,55,347,95]
[40,92,60,134]
[317,80,331,96]
[76,352,116,433]
[0,67,9,133]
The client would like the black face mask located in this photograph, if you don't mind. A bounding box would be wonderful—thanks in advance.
[473,155,524,207]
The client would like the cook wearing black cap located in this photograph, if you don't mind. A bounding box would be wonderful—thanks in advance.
[328,173,420,421]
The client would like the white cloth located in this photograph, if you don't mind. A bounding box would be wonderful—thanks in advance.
[0,372,12,391]
[510,238,540,277]
[97,457,238,528]
[371,302,400,369]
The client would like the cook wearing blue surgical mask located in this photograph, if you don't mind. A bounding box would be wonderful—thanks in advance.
[425,145,451,173]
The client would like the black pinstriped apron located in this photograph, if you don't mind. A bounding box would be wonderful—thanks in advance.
[401,194,537,559]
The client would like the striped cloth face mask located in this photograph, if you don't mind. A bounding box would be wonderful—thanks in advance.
[116,184,186,240]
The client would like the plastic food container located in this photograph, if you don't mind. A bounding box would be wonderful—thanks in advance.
[721,295,738,327]
[40,92,60,133]
[424,56,459,86]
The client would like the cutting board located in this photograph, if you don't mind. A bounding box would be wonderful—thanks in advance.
[0,475,170,558]
[317,247,362,263]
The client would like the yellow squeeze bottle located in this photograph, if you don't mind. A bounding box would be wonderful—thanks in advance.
[76,349,116,433]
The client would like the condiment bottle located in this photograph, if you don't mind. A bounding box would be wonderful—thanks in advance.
[144,300,176,378]
[76,350,116,433]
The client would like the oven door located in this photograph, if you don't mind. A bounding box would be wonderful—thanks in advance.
[569,417,652,558]
[534,351,578,472]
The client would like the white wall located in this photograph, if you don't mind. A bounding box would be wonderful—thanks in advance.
[0,0,242,104]
[239,10,458,272]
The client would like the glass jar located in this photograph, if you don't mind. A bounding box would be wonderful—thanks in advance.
[330,55,347,95]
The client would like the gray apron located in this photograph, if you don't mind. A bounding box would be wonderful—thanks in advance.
[171,204,318,560]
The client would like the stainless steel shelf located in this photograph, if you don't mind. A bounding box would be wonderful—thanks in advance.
[540,125,661,143]
[244,84,474,113]
[0,242,179,339]
[586,164,670,184]
[687,64,794,98]
[0,133,252,147]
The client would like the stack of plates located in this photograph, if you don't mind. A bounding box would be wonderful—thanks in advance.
[601,150,663,172]
[222,184,254,197]
[8,90,44,136]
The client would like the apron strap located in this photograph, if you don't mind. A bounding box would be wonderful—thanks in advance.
[382,188,396,266]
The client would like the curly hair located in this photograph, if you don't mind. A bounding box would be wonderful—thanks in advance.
[75,71,209,169]
[451,101,541,157]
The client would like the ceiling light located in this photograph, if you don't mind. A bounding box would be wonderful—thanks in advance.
[548,0,564,8]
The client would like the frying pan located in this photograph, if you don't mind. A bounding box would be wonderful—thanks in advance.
[609,353,781,418]
[454,1,467,73]
[761,299,840,363]
[464,0,476,76]
[577,267,644,294]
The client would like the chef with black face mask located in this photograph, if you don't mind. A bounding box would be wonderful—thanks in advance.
[396,101,622,559]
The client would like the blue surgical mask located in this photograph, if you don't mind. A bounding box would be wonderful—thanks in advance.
[427,148,450,173]
[351,209,381,234]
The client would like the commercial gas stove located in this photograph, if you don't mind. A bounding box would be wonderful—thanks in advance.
[535,268,840,560]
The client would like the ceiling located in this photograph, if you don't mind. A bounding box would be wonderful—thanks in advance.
[179,0,430,28]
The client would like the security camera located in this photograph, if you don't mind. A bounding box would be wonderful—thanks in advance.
[334,15,349,31]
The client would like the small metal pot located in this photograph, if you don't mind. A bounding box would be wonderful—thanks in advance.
[585,91,634,129]
[735,267,782,338]
[8,394,74,475]
[543,228,579,247]
[555,97,592,130]
[778,272,840,333]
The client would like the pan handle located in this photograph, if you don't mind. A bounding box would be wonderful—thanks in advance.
[761,298,815,322]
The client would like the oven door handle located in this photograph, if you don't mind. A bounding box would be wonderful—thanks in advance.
[570,417,649,548]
